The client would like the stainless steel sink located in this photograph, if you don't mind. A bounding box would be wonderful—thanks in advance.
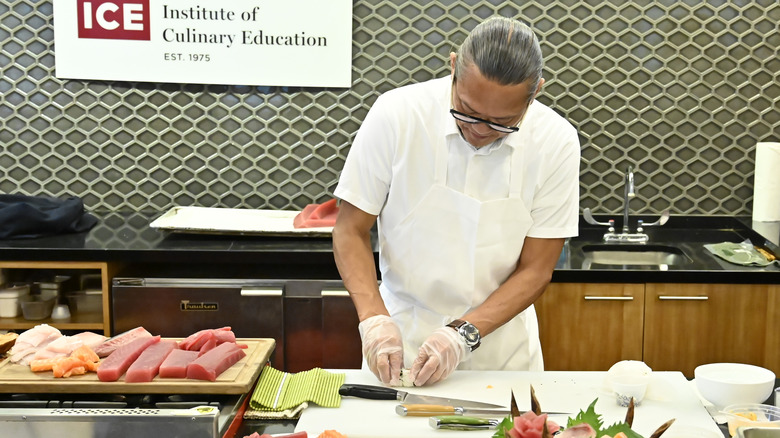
[581,244,691,266]
[738,428,780,438]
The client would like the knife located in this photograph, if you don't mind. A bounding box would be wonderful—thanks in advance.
[429,415,499,430]
[396,404,510,417]
[338,384,505,409]
[397,404,571,417]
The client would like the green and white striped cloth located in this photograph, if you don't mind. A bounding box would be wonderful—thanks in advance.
[250,365,346,411]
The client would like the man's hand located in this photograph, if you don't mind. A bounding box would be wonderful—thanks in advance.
[359,315,403,386]
[409,327,467,386]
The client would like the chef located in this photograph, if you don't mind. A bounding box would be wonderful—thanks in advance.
[332,16,580,386]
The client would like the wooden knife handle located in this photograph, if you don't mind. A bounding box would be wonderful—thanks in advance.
[338,384,399,400]
[397,404,457,416]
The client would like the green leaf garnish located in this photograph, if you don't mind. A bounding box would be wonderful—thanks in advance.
[600,422,644,438]
[566,399,604,432]
[493,398,646,438]
[491,416,515,438]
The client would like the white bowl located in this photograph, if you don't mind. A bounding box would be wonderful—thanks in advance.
[695,363,775,409]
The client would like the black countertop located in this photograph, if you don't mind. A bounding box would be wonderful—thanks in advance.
[0,210,777,283]
[555,214,780,283]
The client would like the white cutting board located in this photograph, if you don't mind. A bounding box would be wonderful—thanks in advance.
[294,370,720,438]
[150,206,333,236]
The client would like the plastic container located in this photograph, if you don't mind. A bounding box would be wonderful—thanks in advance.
[21,297,56,320]
[0,284,31,318]
[67,290,102,314]
[724,403,780,436]
[35,275,71,302]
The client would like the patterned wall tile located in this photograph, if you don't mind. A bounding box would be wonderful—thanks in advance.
[0,0,778,215]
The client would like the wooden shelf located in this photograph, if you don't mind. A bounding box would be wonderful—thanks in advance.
[0,311,103,331]
[0,261,119,335]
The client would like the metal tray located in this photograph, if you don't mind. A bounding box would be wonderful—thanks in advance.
[150,206,333,237]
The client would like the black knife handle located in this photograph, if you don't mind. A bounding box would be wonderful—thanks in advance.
[338,384,399,400]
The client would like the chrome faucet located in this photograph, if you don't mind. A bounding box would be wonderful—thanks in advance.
[583,165,670,243]
[622,166,635,234]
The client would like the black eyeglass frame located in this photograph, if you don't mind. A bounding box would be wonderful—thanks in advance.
[449,108,520,134]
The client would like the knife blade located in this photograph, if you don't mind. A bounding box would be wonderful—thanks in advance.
[338,384,505,409]
[429,415,499,430]
[396,404,510,417]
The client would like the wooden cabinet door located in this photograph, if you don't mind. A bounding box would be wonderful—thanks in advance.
[644,284,779,378]
[536,283,645,371]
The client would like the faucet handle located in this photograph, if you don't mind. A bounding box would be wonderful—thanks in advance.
[583,208,612,227]
[643,210,671,227]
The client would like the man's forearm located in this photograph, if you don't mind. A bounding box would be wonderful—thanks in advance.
[333,218,388,321]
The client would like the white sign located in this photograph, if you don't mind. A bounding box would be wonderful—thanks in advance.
[53,0,353,87]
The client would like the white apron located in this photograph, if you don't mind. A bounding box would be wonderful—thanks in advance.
[378,135,544,371]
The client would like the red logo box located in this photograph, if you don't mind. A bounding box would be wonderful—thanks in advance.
[77,0,150,41]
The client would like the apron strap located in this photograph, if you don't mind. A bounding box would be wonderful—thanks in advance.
[508,137,525,196]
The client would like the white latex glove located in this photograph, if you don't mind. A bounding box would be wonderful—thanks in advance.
[409,326,468,386]
[358,315,403,386]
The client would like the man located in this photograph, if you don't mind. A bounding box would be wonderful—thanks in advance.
[332,16,580,386]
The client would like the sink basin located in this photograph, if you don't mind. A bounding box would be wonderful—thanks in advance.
[582,244,691,266]
[738,428,780,438]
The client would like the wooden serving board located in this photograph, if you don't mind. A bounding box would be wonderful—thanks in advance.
[0,338,275,394]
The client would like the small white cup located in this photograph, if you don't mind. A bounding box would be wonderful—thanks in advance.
[51,304,71,320]
[611,374,649,406]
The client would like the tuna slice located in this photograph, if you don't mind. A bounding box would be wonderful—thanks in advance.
[159,349,200,378]
[125,339,177,383]
[292,198,339,228]
[186,342,246,381]
[97,335,160,382]
[94,326,153,358]
[178,327,231,351]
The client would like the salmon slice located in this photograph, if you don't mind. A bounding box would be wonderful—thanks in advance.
[52,357,85,378]
[62,365,86,378]
[71,345,100,363]
[30,345,100,377]
[30,357,59,372]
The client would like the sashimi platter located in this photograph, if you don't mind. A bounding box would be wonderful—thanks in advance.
[0,324,275,394]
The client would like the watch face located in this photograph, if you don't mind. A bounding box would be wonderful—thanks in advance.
[461,323,480,343]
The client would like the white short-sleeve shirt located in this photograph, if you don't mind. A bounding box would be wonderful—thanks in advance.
[335,76,580,239]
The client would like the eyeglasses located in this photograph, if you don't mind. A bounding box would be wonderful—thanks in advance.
[449,109,520,134]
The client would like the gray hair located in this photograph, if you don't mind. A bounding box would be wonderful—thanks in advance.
[454,17,543,101]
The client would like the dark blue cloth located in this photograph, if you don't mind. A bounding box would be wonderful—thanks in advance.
[0,194,97,239]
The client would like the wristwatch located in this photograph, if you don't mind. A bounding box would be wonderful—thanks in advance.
[446,319,481,351]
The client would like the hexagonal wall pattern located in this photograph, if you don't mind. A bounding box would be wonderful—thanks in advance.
[1,0,778,214]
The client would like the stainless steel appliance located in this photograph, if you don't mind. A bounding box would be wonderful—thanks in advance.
[0,392,247,438]
[112,277,286,368]
[111,278,363,372]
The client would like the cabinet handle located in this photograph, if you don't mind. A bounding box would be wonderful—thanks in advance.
[658,295,709,301]
[583,296,634,301]
[240,287,283,297]
[322,289,350,297]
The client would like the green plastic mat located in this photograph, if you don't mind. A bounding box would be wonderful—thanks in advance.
[250,365,345,411]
